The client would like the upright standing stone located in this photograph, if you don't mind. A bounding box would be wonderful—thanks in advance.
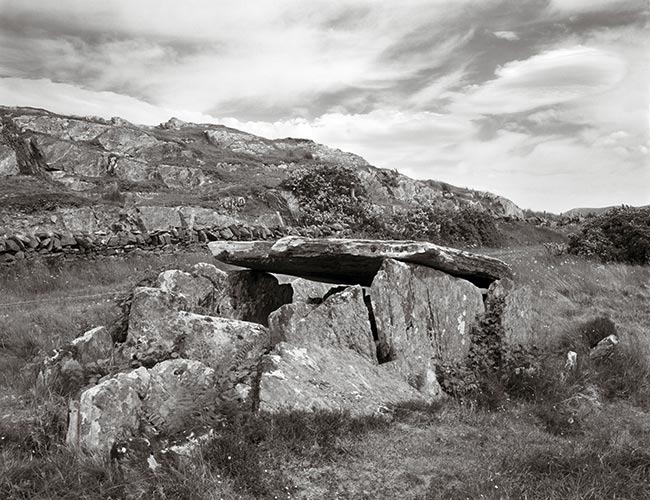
[370,259,484,400]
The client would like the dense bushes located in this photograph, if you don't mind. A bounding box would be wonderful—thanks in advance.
[282,165,502,246]
[387,203,502,247]
[568,206,650,265]
[281,164,382,234]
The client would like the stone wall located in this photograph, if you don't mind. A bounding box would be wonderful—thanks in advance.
[0,222,348,264]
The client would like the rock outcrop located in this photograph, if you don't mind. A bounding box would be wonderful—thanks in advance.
[209,236,511,287]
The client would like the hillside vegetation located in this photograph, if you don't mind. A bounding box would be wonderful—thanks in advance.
[568,206,650,265]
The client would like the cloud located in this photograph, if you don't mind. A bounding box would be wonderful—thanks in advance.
[0,77,217,125]
[452,46,627,114]
[493,31,519,41]
[0,0,647,212]
[548,0,646,14]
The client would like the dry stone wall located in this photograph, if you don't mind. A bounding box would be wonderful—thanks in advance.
[0,221,348,265]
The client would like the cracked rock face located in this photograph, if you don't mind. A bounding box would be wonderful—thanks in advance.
[370,259,484,399]
[269,285,376,363]
[257,343,424,416]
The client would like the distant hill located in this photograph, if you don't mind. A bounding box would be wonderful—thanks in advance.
[0,105,524,235]
[564,205,650,217]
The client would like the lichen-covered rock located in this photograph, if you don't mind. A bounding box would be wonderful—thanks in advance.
[37,136,109,177]
[257,343,424,416]
[129,309,270,394]
[157,164,206,189]
[486,278,534,347]
[66,367,151,454]
[370,259,484,400]
[96,127,159,154]
[269,285,376,362]
[126,287,190,349]
[142,359,216,434]
[192,262,228,288]
[157,270,214,311]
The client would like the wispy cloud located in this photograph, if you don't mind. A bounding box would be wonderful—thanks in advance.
[0,0,647,211]
[493,31,519,41]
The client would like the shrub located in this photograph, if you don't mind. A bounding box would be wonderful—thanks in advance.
[281,164,383,234]
[568,206,650,265]
[387,203,502,247]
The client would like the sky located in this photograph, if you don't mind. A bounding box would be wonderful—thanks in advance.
[0,0,648,212]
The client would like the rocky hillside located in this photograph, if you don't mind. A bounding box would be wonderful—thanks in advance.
[0,105,523,237]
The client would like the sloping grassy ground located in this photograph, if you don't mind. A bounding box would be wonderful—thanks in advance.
[1,246,649,499]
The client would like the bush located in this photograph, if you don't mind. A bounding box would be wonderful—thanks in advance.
[387,203,502,247]
[281,164,383,234]
[568,206,650,264]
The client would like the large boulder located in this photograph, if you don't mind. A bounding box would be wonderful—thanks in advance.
[67,367,151,454]
[370,259,484,399]
[209,236,511,288]
[129,309,269,397]
[0,142,18,176]
[269,285,376,362]
[257,343,424,416]
[67,360,218,455]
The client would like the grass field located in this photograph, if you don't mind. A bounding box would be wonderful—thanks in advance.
[1,245,649,499]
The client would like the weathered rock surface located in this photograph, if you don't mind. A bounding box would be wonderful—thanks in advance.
[157,270,214,310]
[129,303,270,372]
[67,360,217,453]
[370,259,484,399]
[67,367,150,453]
[70,326,114,364]
[486,278,534,347]
[209,236,511,288]
[0,142,18,176]
[142,359,216,434]
[257,343,424,416]
[126,287,191,348]
[269,285,376,362]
